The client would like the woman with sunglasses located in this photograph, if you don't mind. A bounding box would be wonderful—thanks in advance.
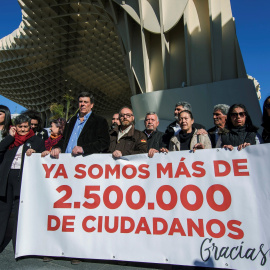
[262,96,270,143]
[222,104,259,150]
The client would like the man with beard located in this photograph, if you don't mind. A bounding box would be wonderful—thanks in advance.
[143,112,166,158]
[109,113,120,131]
[108,106,147,157]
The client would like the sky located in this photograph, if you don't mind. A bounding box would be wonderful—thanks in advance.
[0,0,269,114]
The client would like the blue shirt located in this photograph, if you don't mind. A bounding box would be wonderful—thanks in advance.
[65,111,92,153]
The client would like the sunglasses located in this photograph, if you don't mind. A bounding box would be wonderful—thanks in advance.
[231,112,246,118]
[265,104,270,109]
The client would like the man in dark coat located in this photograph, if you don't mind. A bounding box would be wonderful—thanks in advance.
[51,92,110,158]
[143,112,166,158]
[108,106,147,157]
[207,104,230,148]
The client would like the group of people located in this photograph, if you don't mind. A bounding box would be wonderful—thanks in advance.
[0,92,270,265]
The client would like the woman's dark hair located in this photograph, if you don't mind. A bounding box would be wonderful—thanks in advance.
[21,110,43,131]
[50,118,66,135]
[227,104,258,132]
[14,114,31,126]
[178,110,194,120]
[0,105,12,137]
[262,96,270,125]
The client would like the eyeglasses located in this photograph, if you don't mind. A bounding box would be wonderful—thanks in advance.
[119,113,133,118]
[112,118,119,120]
[265,104,270,109]
[231,112,246,118]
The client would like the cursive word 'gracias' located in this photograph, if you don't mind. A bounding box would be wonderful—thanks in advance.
[200,238,270,266]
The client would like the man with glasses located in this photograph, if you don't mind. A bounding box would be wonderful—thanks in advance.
[207,104,230,148]
[108,106,147,158]
[144,112,166,158]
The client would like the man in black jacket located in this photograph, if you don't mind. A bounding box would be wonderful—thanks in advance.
[143,112,166,158]
[207,104,230,148]
[50,92,110,158]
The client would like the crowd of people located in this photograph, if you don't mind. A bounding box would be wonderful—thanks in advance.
[0,92,269,265]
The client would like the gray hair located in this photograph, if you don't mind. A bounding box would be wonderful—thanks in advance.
[213,104,230,115]
[14,114,31,126]
[175,101,192,112]
[145,112,159,122]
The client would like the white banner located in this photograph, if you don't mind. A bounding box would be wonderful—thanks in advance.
[16,144,270,269]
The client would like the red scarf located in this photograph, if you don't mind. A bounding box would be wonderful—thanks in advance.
[9,129,35,149]
[45,134,63,151]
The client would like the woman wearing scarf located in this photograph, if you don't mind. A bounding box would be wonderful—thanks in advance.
[41,118,66,157]
[0,114,45,253]
[221,104,259,150]
[161,110,212,152]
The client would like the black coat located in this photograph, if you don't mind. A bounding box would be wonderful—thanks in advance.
[36,128,49,141]
[221,127,257,147]
[144,129,166,151]
[0,135,45,196]
[54,112,110,155]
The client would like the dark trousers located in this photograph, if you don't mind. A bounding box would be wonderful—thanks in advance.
[0,169,21,253]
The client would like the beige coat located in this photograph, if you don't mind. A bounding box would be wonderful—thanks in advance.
[169,128,212,151]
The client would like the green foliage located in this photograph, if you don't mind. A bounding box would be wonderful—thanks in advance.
[63,93,74,121]
[49,103,65,120]
[49,93,76,121]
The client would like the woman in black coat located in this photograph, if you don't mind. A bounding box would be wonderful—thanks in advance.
[261,96,270,143]
[222,104,259,151]
[0,105,12,143]
[0,105,12,164]
[0,114,45,253]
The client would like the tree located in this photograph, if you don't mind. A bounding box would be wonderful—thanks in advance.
[63,93,74,121]
[49,103,64,120]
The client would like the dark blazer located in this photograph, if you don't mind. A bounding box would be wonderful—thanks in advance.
[0,134,45,196]
[54,112,110,155]
[144,129,166,151]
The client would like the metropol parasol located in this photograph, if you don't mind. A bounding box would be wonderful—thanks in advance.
[0,0,261,129]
